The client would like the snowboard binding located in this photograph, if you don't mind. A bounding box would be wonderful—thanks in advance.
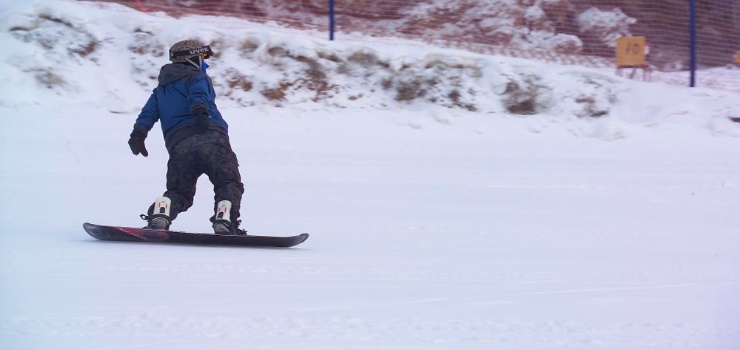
[212,200,247,236]
[140,196,172,230]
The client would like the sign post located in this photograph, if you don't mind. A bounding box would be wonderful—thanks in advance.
[329,0,335,41]
[689,0,697,87]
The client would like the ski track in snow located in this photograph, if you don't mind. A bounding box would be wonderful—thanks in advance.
[3,315,740,349]
[2,120,740,349]
[3,210,740,349]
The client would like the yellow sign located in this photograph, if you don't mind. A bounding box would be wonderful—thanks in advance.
[616,37,647,67]
[735,52,740,65]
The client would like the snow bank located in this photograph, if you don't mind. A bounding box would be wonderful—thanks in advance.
[1,0,739,139]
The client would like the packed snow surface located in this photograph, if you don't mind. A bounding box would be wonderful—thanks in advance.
[1,1,739,349]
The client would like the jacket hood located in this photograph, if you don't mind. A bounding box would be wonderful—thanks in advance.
[158,63,201,86]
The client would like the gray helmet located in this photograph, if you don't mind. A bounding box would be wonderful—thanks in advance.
[169,39,214,69]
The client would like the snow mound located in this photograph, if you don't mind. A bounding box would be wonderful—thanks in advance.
[1,0,739,139]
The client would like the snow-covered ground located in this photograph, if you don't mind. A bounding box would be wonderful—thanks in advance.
[1,1,740,349]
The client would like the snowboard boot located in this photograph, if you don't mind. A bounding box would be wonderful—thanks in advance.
[212,200,246,236]
[142,196,172,230]
[148,216,170,230]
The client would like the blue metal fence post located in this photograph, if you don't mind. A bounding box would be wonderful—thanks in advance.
[689,0,697,87]
[329,0,335,41]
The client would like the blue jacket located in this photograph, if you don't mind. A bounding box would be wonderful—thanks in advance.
[134,63,228,151]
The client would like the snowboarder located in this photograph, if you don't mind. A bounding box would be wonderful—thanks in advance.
[127,39,246,235]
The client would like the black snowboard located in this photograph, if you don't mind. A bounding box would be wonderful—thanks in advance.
[83,223,309,248]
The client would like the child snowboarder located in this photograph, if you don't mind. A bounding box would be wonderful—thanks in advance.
[127,39,245,235]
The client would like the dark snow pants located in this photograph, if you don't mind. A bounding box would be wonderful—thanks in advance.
[150,130,244,224]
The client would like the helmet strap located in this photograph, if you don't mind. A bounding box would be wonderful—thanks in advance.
[185,55,203,70]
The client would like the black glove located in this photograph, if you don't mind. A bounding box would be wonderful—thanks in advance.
[128,129,148,157]
[192,104,210,134]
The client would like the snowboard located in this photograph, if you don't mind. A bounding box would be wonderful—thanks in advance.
[83,223,309,248]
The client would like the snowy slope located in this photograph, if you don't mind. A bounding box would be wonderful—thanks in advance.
[1,1,740,350]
